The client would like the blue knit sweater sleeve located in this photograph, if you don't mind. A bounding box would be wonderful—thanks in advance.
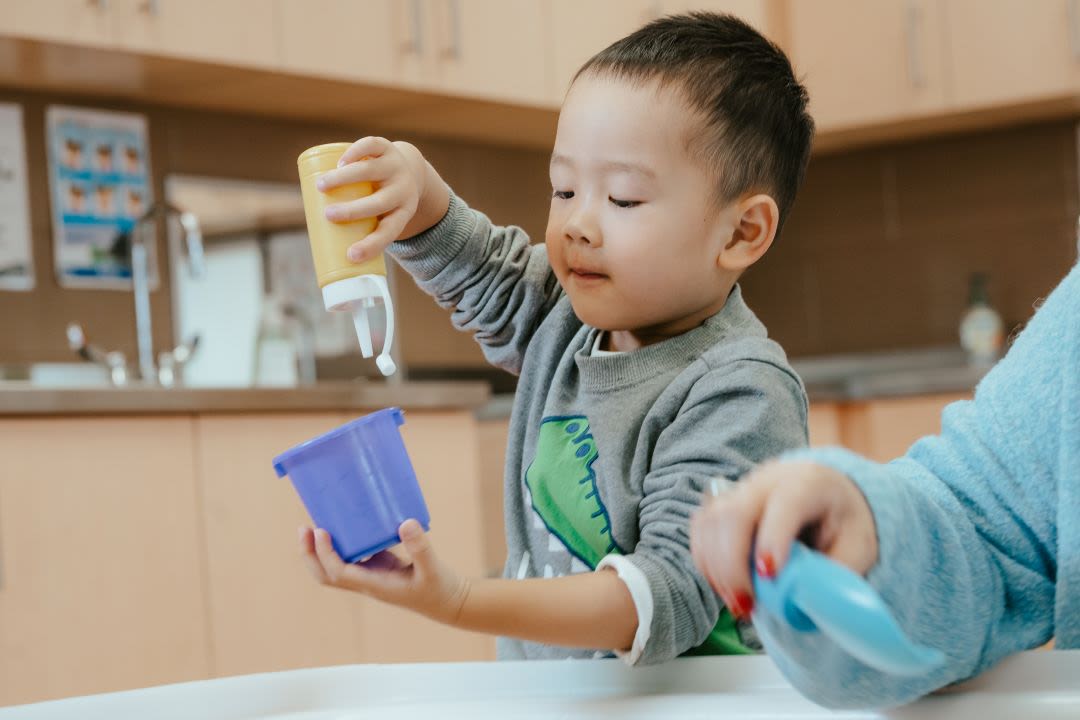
[755,262,1078,709]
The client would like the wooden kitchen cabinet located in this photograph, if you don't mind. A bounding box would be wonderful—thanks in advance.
[667,0,774,35]
[807,401,844,447]
[786,0,949,130]
[841,392,969,462]
[945,0,1080,109]
[195,410,494,677]
[429,0,550,105]
[109,0,278,68]
[0,0,277,68]
[194,413,369,678]
[277,0,423,87]
[279,0,548,104]
[0,0,115,47]
[548,0,662,102]
[549,1,778,104]
[0,417,211,707]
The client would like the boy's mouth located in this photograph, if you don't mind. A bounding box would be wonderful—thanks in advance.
[568,268,608,284]
[567,263,607,281]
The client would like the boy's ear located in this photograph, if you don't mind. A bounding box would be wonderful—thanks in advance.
[717,194,779,271]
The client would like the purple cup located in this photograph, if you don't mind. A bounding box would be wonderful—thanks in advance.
[273,407,430,563]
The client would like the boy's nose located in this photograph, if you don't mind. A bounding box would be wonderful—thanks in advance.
[563,209,601,246]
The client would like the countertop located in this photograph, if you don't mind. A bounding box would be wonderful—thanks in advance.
[793,346,990,402]
[0,347,991,417]
[0,380,491,416]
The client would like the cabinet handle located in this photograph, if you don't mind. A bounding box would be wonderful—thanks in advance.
[904,0,927,89]
[401,0,424,54]
[1069,0,1080,62]
[440,0,461,59]
[87,0,109,9]
[139,0,159,16]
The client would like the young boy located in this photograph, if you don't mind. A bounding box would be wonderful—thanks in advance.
[300,12,814,665]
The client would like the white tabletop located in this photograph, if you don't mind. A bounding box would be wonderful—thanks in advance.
[3,650,1078,719]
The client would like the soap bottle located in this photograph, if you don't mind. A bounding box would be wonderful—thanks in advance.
[959,272,1004,368]
[297,142,396,376]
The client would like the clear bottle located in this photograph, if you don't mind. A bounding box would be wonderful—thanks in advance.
[959,273,1004,368]
[252,293,300,386]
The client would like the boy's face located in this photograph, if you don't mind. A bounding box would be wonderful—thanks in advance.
[546,74,739,339]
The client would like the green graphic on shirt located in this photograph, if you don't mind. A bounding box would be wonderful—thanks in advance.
[523,414,753,656]
[525,415,620,568]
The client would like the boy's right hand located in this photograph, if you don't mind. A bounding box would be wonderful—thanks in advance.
[315,137,451,263]
[689,460,879,619]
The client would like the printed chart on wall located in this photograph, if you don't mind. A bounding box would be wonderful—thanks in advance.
[46,105,157,289]
[0,103,34,290]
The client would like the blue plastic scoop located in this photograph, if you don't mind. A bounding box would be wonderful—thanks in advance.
[752,541,946,676]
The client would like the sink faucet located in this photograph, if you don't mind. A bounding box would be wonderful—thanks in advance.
[68,202,205,386]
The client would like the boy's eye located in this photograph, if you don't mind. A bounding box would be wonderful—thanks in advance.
[552,190,574,200]
[609,197,641,209]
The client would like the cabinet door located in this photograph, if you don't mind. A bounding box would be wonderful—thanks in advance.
[842,393,969,462]
[277,0,411,86]
[361,410,495,663]
[0,417,210,706]
[0,0,114,46]
[429,0,550,105]
[946,0,1080,109]
[196,411,493,676]
[787,0,948,130]
[807,401,844,447]
[196,413,369,677]
[548,0,662,102]
[665,0,772,37]
[110,0,278,68]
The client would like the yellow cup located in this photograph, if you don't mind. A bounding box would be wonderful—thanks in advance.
[297,142,385,288]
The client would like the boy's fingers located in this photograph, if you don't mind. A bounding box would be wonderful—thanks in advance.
[398,519,434,575]
[298,526,331,584]
[360,549,407,572]
[338,136,392,166]
[312,528,352,583]
[346,209,408,262]
[324,188,398,224]
[317,154,395,192]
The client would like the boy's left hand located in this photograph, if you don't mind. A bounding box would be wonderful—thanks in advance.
[299,519,471,626]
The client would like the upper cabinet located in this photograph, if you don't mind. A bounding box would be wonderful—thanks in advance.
[786,0,948,130]
[6,0,1080,151]
[2,0,277,68]
[428,0,549,105]
[2,0,115,47]
[548,0,661,102]
[108,0,278,68]
[548,1,776,104]
[277,0,549,105]
[945,0,1080,109]
[276,0,406,85]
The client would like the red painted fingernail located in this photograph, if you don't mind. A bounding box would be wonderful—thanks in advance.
[733,590,755,619]
[756,552,776,579]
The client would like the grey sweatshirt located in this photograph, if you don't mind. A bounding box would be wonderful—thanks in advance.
[389,195,808,665]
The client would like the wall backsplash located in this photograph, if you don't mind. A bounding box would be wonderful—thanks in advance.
[741,120,1080,358]
[0,88,547,367]
[1,84,1076,369]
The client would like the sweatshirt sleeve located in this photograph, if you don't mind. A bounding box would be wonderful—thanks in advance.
[387,193,563,375]
[755,263,1078,709]
[624,359,809,665]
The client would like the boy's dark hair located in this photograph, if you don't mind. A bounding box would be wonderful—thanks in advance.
[576,12,814,237]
